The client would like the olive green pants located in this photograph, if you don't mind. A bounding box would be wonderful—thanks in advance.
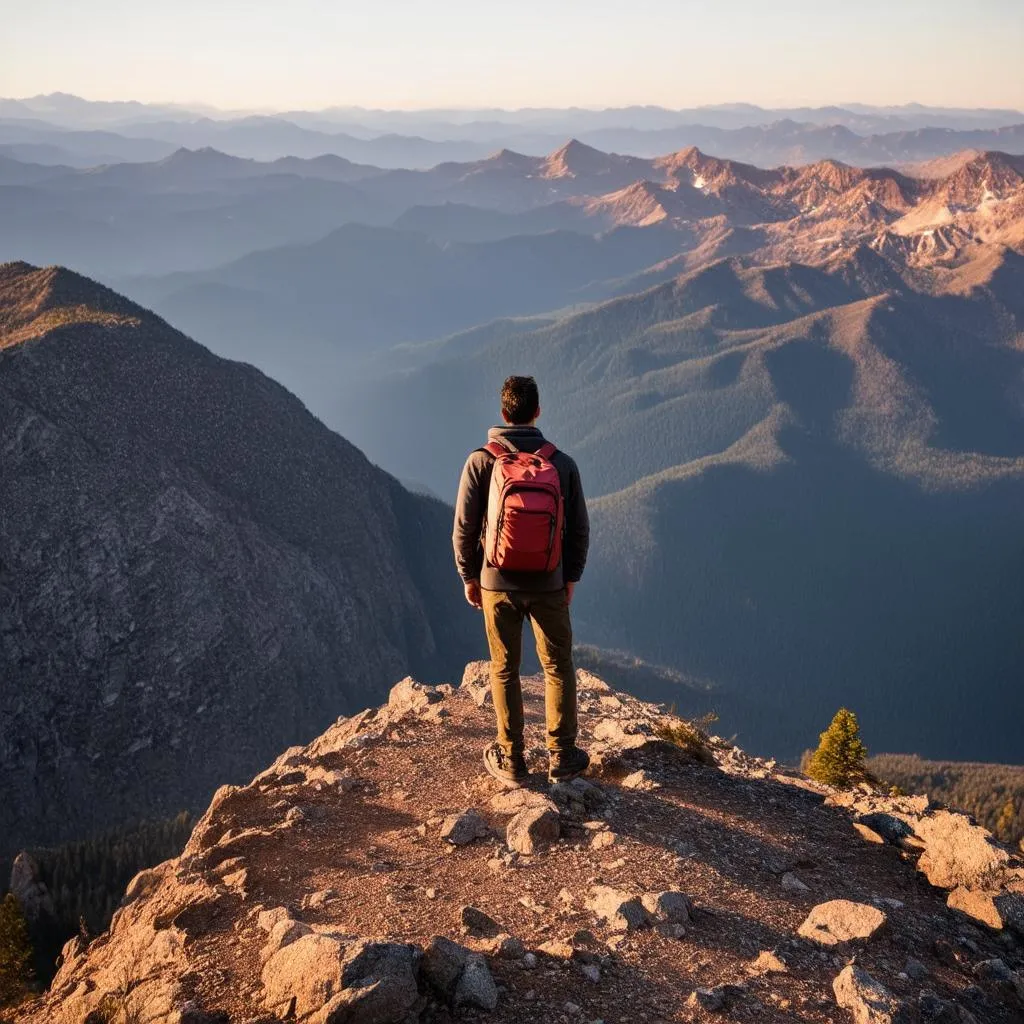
[481,588,577,756]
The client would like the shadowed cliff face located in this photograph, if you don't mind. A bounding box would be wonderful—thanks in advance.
[0,262,482,857]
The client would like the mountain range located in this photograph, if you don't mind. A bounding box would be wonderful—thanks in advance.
[327,152,1024,763]
[3,94,1024,169]
[0,261,480,858]
[3,136,1022,282]
[113,148,1024,421]
[7,93,1024,129]
[2,116,1023,865]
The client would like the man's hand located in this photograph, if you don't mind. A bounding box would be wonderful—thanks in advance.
[565,581,576,606]
[464,579,483,609]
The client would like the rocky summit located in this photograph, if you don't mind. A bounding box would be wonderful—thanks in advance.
[14,665,1024,1024]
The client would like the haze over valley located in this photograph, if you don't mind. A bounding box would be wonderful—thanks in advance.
[3,90,1023,797]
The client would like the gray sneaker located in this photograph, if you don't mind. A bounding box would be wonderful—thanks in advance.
[548,746,590,783]
[483,743,529,786]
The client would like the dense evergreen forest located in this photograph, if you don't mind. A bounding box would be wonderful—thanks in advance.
[0,813,193,1000]
[870,754,1024,850]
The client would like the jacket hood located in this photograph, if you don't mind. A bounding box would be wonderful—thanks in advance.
[486,424,547,454]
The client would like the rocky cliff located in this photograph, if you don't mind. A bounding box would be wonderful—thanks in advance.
[0,262,479,856]
[15,665,1024,1024]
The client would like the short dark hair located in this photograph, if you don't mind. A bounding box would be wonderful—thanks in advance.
[501,376,540,424]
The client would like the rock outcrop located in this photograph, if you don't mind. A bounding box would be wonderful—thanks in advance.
[14,665,1024,1024]
[8,852,56,924]
[828,788,1024,944]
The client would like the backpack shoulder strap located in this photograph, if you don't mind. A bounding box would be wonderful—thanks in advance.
[536,441,557,460]
[483,441,511,458]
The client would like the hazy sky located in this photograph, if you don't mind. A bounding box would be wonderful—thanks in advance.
[3,0,1023,111]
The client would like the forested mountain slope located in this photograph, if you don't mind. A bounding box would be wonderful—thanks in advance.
[0,262,480,858]
[345,244,1024,763]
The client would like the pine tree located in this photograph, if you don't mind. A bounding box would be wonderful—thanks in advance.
[995,799,1016,842]
[0,894,34,1007]
[806,708,869,789]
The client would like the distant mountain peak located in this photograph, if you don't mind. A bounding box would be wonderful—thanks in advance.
[789,158,867,196]
[156,146,247,169]
[949,149,1024,188]
[479,147,537,171]
[582,179,673,226]
[543,138,616,178]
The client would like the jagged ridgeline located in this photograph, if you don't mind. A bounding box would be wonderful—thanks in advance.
[0,262,481,858]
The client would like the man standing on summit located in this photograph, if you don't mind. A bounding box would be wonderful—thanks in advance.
[453,376,590,786]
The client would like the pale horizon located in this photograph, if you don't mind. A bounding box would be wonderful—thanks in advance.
[3,0,1023,113]
[7,92,1024,117]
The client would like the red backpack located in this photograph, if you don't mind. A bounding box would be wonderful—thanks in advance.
[483,440,564,573]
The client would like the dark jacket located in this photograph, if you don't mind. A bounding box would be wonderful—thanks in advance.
[453,425,589,592]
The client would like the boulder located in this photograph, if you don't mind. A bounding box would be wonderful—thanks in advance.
[855,813,916,847]
[641,890,691,929]
[853,822,886,844]
[439,809,487,846]
[912,810,1011,889]
[537,938,574,958]
[971,957,1024,1004]
[387,677,445,714]
[549,778,606,811]
[261,932,347,1018]
[994,888,1024,936]
[260,918,312,964]
[593,718,654,749]
[490,789,558,816]
[492,935,525,958]
[586,886,650,932]
[947,887,1006,930]
[421,936,498,1011]
[460,661,492,707]
[256,906,294,933]
[313,941,421,1024]
[798,900,887,946]
[506,806,560,855]
[833,965,910,1024]
[971,957,1014,984]
[421,935,469,997]
[264,937,421,1024]
[455,956,499,1012]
